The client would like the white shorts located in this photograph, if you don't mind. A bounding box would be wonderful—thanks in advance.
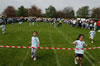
[90,35,94,39]
[2,25,5,31]
[19,22,22,24]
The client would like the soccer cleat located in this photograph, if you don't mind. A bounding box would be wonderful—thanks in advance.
[91,41,94,43]
[33,57,37,61]
[75,59,78,64]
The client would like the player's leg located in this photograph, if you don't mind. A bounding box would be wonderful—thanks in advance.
[32,48,37,61]
[79,57,83,66]
[79,54,83,66]
[32,22,35,26]
[75,54,79,64]
[29,22,31,26]
[31,48,34,58]
[75,57,79,64]
[90,36,94,43]
[2,25,5,34]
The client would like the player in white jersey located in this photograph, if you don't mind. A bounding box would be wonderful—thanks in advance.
[73,34,88,66]
[30,31,40,61]
[94,22,97,30]
[0,18,6,34]
[89,27,96,43]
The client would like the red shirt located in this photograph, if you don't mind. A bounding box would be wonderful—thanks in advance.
[97,21,100,26]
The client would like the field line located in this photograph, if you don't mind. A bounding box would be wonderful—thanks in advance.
[85,51,96,61]
[49,26,61,66]
[54,27,95,66]
[84,55,95,66]
[20,50,30,66]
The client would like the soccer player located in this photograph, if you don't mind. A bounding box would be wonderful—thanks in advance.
[32,18,35,26]
[94,22,97,31]
[59,19,62,26]
[1,20,6,34]
[89,27,96,43]
[52,19,56,27]
[18,18,23,26]
[30,31,40,61]
[73,34,88,66]
[0,17,6,34]
[72,19,76,27]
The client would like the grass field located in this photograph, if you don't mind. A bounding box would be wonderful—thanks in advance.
[0,22,100,66]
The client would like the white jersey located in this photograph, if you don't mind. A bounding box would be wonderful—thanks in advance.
[73,20,76,24]
[89,31,96,37]
[74,40,86,54]
[94,22,97,27]
[31,36,40,47]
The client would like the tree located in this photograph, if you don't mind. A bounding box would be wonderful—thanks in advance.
[45,5,56,18]
[28,5,42,17]
[92,7,100,19]
[16,6,28,17]
[56,11,65,18]
[63,6,75,18]
[3,6,16,17]
[77,6,89,18]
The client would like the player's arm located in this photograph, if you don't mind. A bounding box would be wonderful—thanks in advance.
[94,32,96,36]
[72,41,77,45]
[29,38,32,44]
[89,32,90,36]
[38,42,40,47]
[29,42,32,44]
[37,38,40,47]
[84,44,88,47]
[38,44,40,47]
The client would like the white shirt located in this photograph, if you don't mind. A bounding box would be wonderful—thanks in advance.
[75,40,86,54]
[94,22,97,27]
[89,31,96,37]
[73,20,76,24]
[31,36,40,47]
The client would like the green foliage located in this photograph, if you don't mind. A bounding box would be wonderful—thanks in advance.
[92,8,100,19]
[63,7,75,18]
[77,6,89,18]
[16,6,28,17]
[2,6,16,17]
[45,6,56,18]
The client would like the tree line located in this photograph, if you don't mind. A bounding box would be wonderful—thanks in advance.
[2,5,100,19]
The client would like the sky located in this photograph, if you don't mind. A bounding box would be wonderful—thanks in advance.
[0,0,100,14]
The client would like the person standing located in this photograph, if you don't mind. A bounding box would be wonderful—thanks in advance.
[30,31,40,61]
[1,18,6,34]
[97,20,100,32]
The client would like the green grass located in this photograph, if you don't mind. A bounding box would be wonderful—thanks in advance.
[0,22,100,66]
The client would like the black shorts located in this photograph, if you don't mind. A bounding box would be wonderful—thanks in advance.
[75,53,84,58]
